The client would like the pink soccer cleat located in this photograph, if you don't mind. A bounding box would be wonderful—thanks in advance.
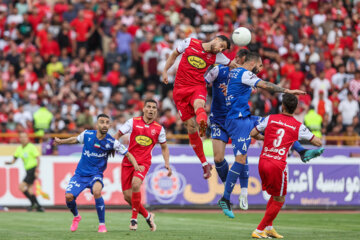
[98,225,107,233]
[70,215,82,232]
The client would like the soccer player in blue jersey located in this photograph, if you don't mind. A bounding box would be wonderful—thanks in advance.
[54,114,140,233]
[206,50,323,212]
[212,52,324,218]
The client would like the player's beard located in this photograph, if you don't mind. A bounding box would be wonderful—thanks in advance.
[100,128,108,135]
[251,66,260,74]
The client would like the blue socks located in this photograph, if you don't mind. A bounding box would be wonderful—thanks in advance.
[224,162,244,200]
[215,159,229,183]
[95,197,105,224]
[66,199,78,217]
[292,141,306,154]
[239,162,249,192]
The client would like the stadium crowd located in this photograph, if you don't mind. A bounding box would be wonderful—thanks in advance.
[0,0,359,145]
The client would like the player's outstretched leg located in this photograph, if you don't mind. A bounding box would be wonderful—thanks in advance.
[187,119,212,179]
[93,182,107,233]
[292,141,324,162]
[252,196,284,239]
[238,157,249,210]
[65,193,81,232]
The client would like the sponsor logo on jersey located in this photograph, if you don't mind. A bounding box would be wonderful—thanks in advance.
[135,135,153,146]
[83,150,107,158]
[187,55,206,69]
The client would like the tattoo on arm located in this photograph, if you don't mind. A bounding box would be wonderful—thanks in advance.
[260,81,286,93]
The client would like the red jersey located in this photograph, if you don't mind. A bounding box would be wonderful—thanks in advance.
[255,114,314,163]
[175,38,230,88]
[119,117,166,167]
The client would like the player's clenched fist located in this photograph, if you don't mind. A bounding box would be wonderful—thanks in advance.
[162,71,169,84]
[53,137,62,146]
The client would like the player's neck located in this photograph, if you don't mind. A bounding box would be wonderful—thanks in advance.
[96,131,106,140]
[143,116,154,124]
[281,112,293,117]
[202,42,211,52]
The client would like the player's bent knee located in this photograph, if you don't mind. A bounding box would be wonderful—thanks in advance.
[93,190,102,198]
[65,193,74,202]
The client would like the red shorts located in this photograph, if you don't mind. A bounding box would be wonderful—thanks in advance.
[121,164,150,191]
[173,85,207,121]
[258,158,288,196]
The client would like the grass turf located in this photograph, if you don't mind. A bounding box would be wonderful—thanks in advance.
[0,210,358,240]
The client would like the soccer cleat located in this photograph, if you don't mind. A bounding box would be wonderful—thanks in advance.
[36,206,45,212]
[265,228,283,238]
[146,213,157,232]
[217,197,234,218]
[70,215,82,232]
[198,119,208,137]
[300,148,324,162]
[239,194,248,210]
[98,225,107,233]
[202,163,212,179]
[26,205,34,212]
[252,230,270,238]
[129,219,138,231]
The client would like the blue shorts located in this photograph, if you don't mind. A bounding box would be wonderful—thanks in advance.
[225,116,263,156]
[65,174,104,198]
[210,123,229,143]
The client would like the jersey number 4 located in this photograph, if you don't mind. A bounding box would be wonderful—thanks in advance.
[273,128,285,147]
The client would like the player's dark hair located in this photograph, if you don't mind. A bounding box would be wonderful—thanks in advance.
[144,99,158,106]
[97,113,110,119]
[237,49,249,58]
[282,93,298,114]
[216,35,231,50]
[244,52,261,63]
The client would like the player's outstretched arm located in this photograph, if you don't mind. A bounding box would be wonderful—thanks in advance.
[310,136,322,147]
[250,128,264,141]
[162,50,180,84]
[125,152,144,172]
[256,80,306,95]
[5,156,17,165]
[160,142,172,176]
[53,137,79,146]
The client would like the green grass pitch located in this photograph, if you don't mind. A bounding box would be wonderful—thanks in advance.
[0,210,358,240]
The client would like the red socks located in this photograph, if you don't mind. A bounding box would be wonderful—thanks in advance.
[131,192,149,220]
[266,196,274,226]
[131,192,141,219]
[188,132,207,164]
[195,108,207,125]
[257,198,284,231]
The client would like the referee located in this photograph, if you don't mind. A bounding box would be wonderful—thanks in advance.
[6,132,44,212]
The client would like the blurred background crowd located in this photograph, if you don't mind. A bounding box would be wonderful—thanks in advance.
[0,0,359,145]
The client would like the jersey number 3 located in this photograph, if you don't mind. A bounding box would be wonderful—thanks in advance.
[273,128,285,147]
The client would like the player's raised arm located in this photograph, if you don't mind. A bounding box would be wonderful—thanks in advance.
[256,80,306,95]
[53,131,86,146]
[299,124,323,147]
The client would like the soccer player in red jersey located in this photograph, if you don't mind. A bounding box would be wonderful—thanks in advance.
[250,93,323,239]
[114,99,172,232]
[162,36,239,179]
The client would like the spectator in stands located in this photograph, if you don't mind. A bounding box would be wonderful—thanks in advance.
[338,92,360,127]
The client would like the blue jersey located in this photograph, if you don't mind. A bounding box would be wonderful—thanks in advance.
[205,64,230,128]
[226,67,261,119]
[75,130,128,177]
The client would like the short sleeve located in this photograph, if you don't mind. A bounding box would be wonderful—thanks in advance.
[31,144,40,158]
[77,130,86,144]
[14,146,21,158]
[298,124,315,141]
[255,116,269,133]
[119,119,133,135]
[176,38,191,54]
[158,127,166,144]
[241,71,261,87]
[215,53,230,65]
[204,65,219,84]
[113,140,128,155]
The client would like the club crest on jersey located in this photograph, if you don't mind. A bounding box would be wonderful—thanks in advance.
[105,143,110,149]
[187,55,206,69]
[151,129,156,136]
[135,135,153,146]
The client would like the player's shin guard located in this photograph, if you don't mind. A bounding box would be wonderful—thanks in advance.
[188,132,207,164]
[239,163,249,195]
[139,204,149,219]
[23,190,35,205]
[66,199,79,217]
[195,107,207,125]
[292,141,306,154]
[257,200,284,231]
[224,162,244,200]
[95,197,105,224]
[131,192,141,220]
[215,159,229,183]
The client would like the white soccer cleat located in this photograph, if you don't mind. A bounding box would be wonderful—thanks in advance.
[239,194,248,210]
